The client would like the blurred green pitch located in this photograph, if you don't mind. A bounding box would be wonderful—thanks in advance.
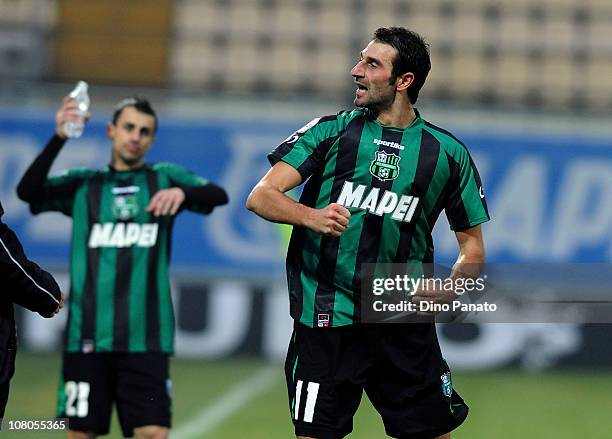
[2,353,610,438]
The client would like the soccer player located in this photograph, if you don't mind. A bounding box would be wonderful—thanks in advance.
[17,97,228,439]
[0,200,63,417]
[247,27,489,439]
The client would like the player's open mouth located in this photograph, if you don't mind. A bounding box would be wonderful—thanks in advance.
[356,84,368,97]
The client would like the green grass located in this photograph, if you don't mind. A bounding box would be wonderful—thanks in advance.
[2,352,611,438]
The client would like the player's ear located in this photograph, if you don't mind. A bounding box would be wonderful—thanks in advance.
[396,72,415,93]
[106,122,115,138]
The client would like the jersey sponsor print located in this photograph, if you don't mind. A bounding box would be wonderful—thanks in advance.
[269,109,489,327]
[32,163,209,353]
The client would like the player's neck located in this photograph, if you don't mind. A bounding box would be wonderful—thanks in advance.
[375,99,416,129]
[111,158,144,172]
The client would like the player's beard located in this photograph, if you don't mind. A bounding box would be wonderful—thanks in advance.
[354,78,397,115]
[356,89,397,117]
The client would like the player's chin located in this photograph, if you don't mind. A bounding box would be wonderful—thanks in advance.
[122,153,144,164]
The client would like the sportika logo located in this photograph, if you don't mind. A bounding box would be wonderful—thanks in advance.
[373,138,404,150]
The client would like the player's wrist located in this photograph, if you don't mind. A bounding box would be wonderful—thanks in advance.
[55,129,68,140]
[297,204,317,230]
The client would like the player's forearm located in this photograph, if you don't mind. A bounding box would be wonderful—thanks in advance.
[17,134,65,202]
[182,183,229,213]
[246,183,313,228]
[449,245,485,282]
[449,225,486,281]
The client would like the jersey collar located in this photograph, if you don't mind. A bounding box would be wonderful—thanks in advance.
[106,163,147,174]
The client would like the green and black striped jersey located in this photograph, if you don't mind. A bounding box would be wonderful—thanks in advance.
[269,109,490,328]
[32,163,209,353]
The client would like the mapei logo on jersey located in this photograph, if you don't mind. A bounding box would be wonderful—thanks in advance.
[337,181,419,223]
[111,186,140,221]
[88,223,158,248]
[370,151,401,181]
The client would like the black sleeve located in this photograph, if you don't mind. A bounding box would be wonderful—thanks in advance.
[181,183,229,214]
[16,134,66,203]
[0,218,62,318]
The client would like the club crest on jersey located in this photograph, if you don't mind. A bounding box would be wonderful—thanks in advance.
[370,151,401,181]
[112,194,139,221]
[441,371,453,397]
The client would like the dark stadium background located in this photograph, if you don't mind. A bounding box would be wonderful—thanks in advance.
[0,1,611,437]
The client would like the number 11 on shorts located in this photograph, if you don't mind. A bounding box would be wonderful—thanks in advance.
[294,380,320,423]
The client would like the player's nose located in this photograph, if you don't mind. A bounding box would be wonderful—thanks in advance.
[351,60,365,78]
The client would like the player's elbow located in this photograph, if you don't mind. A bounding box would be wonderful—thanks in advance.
[16,179,42,207]
[245,186,261,213]
[207,184,229,207]
[246,182,273,215]
[218,189,229,206]
[16,181,32,203]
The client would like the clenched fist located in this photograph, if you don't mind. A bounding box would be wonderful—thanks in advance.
[306,203,351,237]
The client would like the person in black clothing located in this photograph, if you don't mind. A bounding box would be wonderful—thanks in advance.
[0,200,63,417]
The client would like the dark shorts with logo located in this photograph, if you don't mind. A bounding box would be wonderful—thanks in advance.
[57,352,171,437]
[285,322,468,439]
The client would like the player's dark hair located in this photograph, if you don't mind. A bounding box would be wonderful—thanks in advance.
[112,97,158,133]
[373,27,431,104]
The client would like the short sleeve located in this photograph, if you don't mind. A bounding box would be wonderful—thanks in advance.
[268,115,341,181]
[445,149,490,231]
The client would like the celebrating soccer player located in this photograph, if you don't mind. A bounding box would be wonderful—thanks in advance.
[247,27,490,439]
[17,97,228,439]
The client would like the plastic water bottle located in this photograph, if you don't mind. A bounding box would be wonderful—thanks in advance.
[62,81,90,138]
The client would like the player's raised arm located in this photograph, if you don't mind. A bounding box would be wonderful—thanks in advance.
[16,98,90,204]
[246,161,350,237]
[55,96,91,140]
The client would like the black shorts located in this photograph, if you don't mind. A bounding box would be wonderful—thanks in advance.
[285,322,468,439]
[57,352,171,437]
